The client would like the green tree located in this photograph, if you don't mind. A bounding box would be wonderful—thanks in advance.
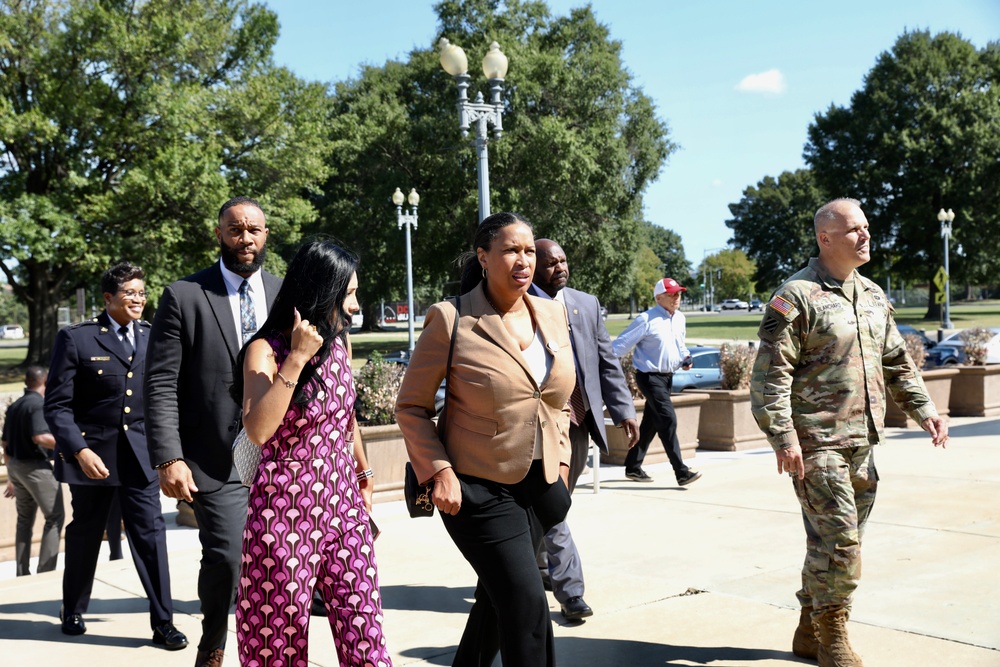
[311,0,675,323]
[641,220,690,280]
[805,30,1000,319]
[698,249,756,304]
[630,246,662,311]
[725,169,823,294]
[0,0,331,364]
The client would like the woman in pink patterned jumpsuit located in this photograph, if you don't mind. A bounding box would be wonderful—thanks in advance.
[232,241,391,667]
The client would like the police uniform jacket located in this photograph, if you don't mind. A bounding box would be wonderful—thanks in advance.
[45,311,153,486]
[750,258,937,453]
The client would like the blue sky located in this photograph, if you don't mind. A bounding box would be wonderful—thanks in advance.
[266,0,999,277]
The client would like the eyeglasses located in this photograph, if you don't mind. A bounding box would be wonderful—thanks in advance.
[119,289,148,299]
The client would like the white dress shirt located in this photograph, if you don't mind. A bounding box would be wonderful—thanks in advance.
[218,258,268,344]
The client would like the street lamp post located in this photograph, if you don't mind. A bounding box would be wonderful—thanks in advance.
[393,187,420,352]
[937,207,955,330]
[439,38,509,223]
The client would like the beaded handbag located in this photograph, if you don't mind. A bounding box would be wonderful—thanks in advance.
[232,427,261,487]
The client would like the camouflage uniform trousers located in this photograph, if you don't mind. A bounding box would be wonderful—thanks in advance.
[792,445,878,614]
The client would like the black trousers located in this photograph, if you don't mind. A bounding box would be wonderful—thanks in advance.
[191,478,248,652]
[63,434,172,628]
[442,460,571,667]
[625,371,690,477]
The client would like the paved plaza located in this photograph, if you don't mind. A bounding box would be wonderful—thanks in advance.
[1,416,998,666]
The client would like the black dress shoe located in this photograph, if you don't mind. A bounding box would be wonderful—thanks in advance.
[152,622,189,650]
[60,607,86,636]
[560,596,594,621]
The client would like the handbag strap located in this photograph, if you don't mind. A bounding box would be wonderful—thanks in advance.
[438,295,460,437]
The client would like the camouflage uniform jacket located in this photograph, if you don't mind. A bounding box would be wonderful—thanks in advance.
[750,258,937,452]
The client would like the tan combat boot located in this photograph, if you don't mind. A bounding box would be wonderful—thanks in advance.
[814,609,863,667]
[792,605,818,659]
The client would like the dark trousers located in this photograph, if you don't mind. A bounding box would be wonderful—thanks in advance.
[63,435,172,628]
[442,460,571,667]
[625,371,689,477]
[191,478,248,651]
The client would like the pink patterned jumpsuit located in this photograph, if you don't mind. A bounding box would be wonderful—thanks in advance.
[237,335,391,667]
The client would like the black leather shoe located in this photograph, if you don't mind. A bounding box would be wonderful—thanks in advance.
[625,467,653,482]
[60,607,86,635]
[677,469,703,486]
[152,622,189,650]
[560,596,594,621]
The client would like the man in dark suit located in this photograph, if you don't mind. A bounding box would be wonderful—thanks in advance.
[145,196,280,667]
[44,262,187,649]
[530,239,639,621]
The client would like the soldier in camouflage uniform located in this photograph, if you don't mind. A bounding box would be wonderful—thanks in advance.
[750,198,948,667]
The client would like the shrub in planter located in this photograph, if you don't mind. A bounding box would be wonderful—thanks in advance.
[354,351,405,425]
[719,342,754,390]
[618,351,643,400]
[902,333,928,370]
[959,327,994,366]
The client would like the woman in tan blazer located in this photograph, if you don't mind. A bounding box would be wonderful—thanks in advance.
[396,212,575,667]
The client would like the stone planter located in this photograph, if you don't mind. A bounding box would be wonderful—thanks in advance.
[600,394,708,466]
[697,389,769,451]
[949,365,1000,417]
[359,422,409,503]
[885,367,959,427]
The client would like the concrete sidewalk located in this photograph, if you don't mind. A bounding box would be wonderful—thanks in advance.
[2,416,998,666]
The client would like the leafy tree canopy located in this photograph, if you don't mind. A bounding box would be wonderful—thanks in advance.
[725,168,823,294]
[311,0,675,318]
[641,220,690,281]
[804,30,1000,317]
[0,0,332,363]
[698,249,756,303]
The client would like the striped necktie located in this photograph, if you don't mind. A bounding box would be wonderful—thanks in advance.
[239,280,256,345]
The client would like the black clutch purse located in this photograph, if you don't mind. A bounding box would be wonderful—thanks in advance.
[404,462,434,518]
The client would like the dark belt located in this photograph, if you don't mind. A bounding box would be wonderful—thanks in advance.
[637,370,673,377]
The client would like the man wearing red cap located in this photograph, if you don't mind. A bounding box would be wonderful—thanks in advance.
[612,278,702,485]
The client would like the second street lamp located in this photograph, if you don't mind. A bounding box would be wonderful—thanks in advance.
[393,187,419,352]
[937,207,955,330]
[439,38,508,224]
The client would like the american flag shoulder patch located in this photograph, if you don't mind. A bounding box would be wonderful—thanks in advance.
[769,295,794,316]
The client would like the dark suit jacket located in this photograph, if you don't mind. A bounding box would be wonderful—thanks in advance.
[396,283,575,486]
[144,263,281,492]
[529,284,635,453]
[45,311,153,486]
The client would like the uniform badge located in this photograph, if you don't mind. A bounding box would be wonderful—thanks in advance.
[90,356,111,361]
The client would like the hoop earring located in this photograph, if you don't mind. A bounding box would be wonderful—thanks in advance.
[482,267,487,280]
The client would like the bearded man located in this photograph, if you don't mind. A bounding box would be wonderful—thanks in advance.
[145,196,282,667]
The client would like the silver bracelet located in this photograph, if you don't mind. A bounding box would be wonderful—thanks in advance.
[356,468,374,482]
[276,371,297,389]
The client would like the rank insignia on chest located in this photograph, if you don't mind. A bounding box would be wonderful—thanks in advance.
[90,356,111,361]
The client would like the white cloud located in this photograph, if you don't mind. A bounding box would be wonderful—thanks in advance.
[736,69,787,94]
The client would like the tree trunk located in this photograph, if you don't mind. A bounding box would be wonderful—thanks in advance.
[24,263,65,367]
[924,280,942,321]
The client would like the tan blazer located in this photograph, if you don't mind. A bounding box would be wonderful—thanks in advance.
[395,283,575,486]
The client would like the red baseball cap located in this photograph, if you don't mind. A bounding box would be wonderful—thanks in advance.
[654,277,687,296]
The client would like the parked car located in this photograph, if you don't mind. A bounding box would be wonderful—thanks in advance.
[749,299,763,311]
[923,327,1000,368]
[0,324,24,339]
[599,306,608,321]
[672,346,722,392]
[897,325,934,349]
[720,299,750,311]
